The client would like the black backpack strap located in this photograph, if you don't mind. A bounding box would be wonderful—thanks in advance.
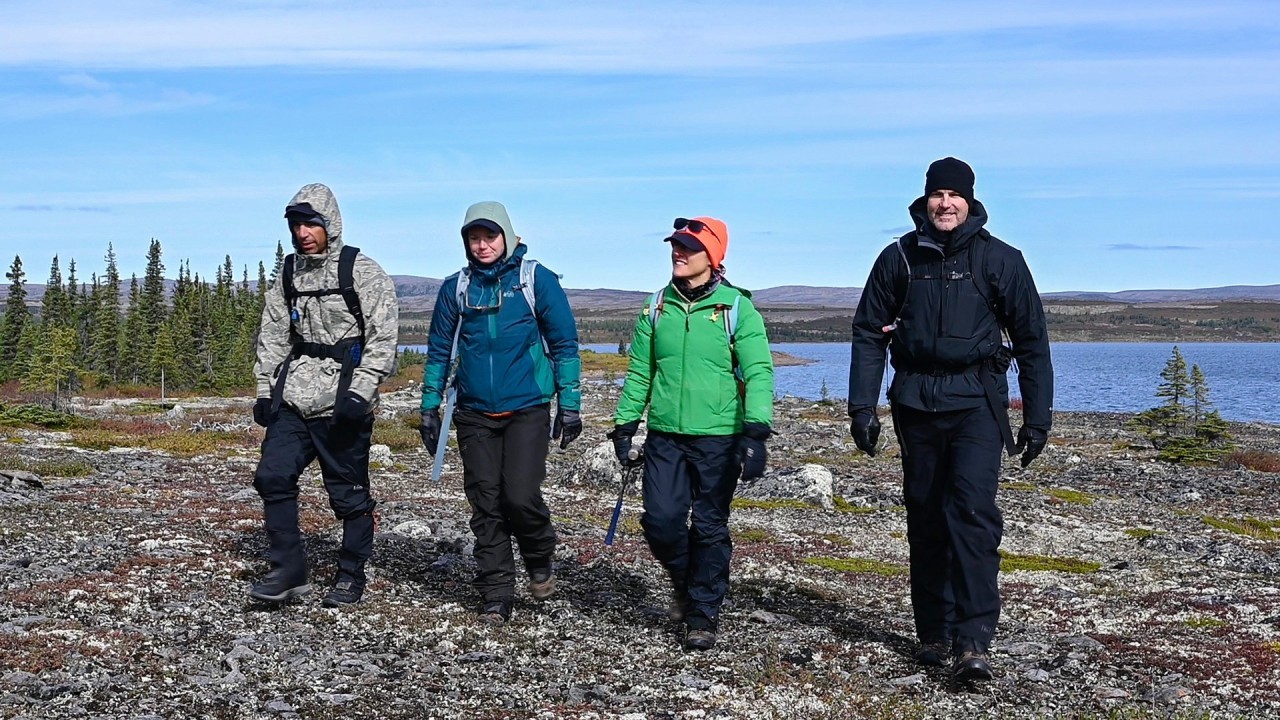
[337,245,365,344]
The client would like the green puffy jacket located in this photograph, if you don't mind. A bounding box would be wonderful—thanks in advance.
[615,282,774,435]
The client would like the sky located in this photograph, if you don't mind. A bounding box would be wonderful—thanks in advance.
[1,1,1278,294]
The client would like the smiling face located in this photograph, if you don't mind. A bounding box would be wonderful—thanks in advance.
[291,221,329,255]
[926,189,970,233]
[671,242,713,285]
[466,227,506,265]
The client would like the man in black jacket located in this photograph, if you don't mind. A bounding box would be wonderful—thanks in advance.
[847,157,1053,681]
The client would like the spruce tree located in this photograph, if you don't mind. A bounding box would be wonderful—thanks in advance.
[1189,364,1209,425]
[21,326,78,408]
[118,274,144,384]
[140,239,167,342]
[271,241,285,283]
[89,244,122,379]
[41,255,73,329]
[1,255,32,381]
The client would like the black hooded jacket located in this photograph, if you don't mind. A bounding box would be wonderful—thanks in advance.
[847,197,1053,431]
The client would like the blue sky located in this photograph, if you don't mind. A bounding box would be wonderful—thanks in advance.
[1,1,1277,294]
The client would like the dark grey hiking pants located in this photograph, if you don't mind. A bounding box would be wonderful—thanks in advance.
[454,404,556,602]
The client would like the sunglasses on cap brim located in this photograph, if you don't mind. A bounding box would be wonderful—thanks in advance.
[673,216,720,238]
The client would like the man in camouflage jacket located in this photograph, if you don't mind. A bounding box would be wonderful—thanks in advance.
[249,183,399,608]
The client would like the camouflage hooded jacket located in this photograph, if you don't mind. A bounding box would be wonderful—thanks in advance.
[254,183,400,418]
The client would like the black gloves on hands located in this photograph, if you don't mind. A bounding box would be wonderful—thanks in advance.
[252,398,273,428]
[552,408,582,449]
[607,421,642,468]
[739,422,771,481]
[331,392,369,427]
[1015,426,1048,468]
[849,408,881,457]
[419,408,442,451]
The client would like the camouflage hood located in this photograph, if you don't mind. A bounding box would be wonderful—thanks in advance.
[286,183,344,254]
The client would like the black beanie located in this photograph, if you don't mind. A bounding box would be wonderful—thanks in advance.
[924,157,976,205]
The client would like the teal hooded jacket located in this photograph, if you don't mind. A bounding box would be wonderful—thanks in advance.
[420,202,581,414]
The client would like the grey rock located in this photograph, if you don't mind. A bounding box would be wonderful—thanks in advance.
[889,673,925,686]
[738,463,834,509]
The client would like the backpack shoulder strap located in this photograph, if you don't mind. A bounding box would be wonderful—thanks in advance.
[453,266,471,305]
[647,288,665,330]
[337,245,365,341]
[519,258,539,312]
[885,234,913,331]
[281,254,297,302]
[970,233,998,315]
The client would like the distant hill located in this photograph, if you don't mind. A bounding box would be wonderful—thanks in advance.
[5,274,1278,312]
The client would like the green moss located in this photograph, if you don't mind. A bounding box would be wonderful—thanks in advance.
[1201,515,1280,541]
[731,498,813,511]
[889,531,905,540]
[999,551,1100,574]
[833,496,875,514]
[119,403,174,416]
[1124,528,1159,539]
[733,527,776,543]
[1183,616,1226,629]
[1001,481,1036,492]
[1045,487,1097,506]
[802,556,908,577]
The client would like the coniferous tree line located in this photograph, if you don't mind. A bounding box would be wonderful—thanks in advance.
[0,240,284,403]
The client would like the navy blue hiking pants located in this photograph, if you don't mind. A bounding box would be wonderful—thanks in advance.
[454,405,556,602]
[894,403,1004,654]
[640,430,741,632]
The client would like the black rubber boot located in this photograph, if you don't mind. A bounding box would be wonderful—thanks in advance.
[249,499,309,602]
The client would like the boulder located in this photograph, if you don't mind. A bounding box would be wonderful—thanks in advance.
[738,463,834,509]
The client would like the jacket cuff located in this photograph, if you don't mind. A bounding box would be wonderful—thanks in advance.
[742,422,772,441]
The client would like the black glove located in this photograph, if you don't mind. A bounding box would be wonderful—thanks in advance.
[331,392,369,427]
[1015,426,1048,468]
[739,422,771,481]
[252,398,273,428]
[607,421,641,467]
[849,408,881,457]
[551,408,582,449]
[419,408,442,451]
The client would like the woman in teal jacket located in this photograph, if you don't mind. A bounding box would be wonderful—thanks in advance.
[419,201,581,625]
[610,216,774,651]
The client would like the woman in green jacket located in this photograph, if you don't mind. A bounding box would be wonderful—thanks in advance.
[609,216,774,651]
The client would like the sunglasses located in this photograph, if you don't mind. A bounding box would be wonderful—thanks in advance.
[463,287,502,313]
[673,218,721,242]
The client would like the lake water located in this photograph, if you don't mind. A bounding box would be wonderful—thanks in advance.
[574,342,1280,424]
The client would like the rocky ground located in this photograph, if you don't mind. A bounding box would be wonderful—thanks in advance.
[2,378,1279,720]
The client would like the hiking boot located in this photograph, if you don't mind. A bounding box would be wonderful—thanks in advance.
[952,650,994,681]
[684,627,717,651]
[321,577,365,608]
[478,598,513,625]
[668,579,691,622]
[248,568,311,603]
[914,640,951,667]
[527,567,556,601]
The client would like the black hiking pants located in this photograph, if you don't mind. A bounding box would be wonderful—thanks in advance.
[454,405,556,602]
[253,406,376,579]
[894,403,1004,654]
[640,431,741,632]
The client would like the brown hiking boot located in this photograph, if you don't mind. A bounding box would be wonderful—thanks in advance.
[913,640,951,667]
[527,567,556,601]
[952,650,993,681]
[684,628,717,651]
[478,598,513,626]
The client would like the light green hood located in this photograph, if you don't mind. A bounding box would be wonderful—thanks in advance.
[461,200,518,262]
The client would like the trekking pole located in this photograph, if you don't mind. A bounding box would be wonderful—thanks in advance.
[604,448,643,546]
[430,385,456,484]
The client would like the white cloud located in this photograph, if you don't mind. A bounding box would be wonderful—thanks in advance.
[0,1,1271,73]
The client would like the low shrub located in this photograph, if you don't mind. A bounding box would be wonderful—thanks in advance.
[0,404,79,429]
[1227,449,1280,473]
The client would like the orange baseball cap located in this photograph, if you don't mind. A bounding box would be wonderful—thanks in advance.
[665,216,729,269]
